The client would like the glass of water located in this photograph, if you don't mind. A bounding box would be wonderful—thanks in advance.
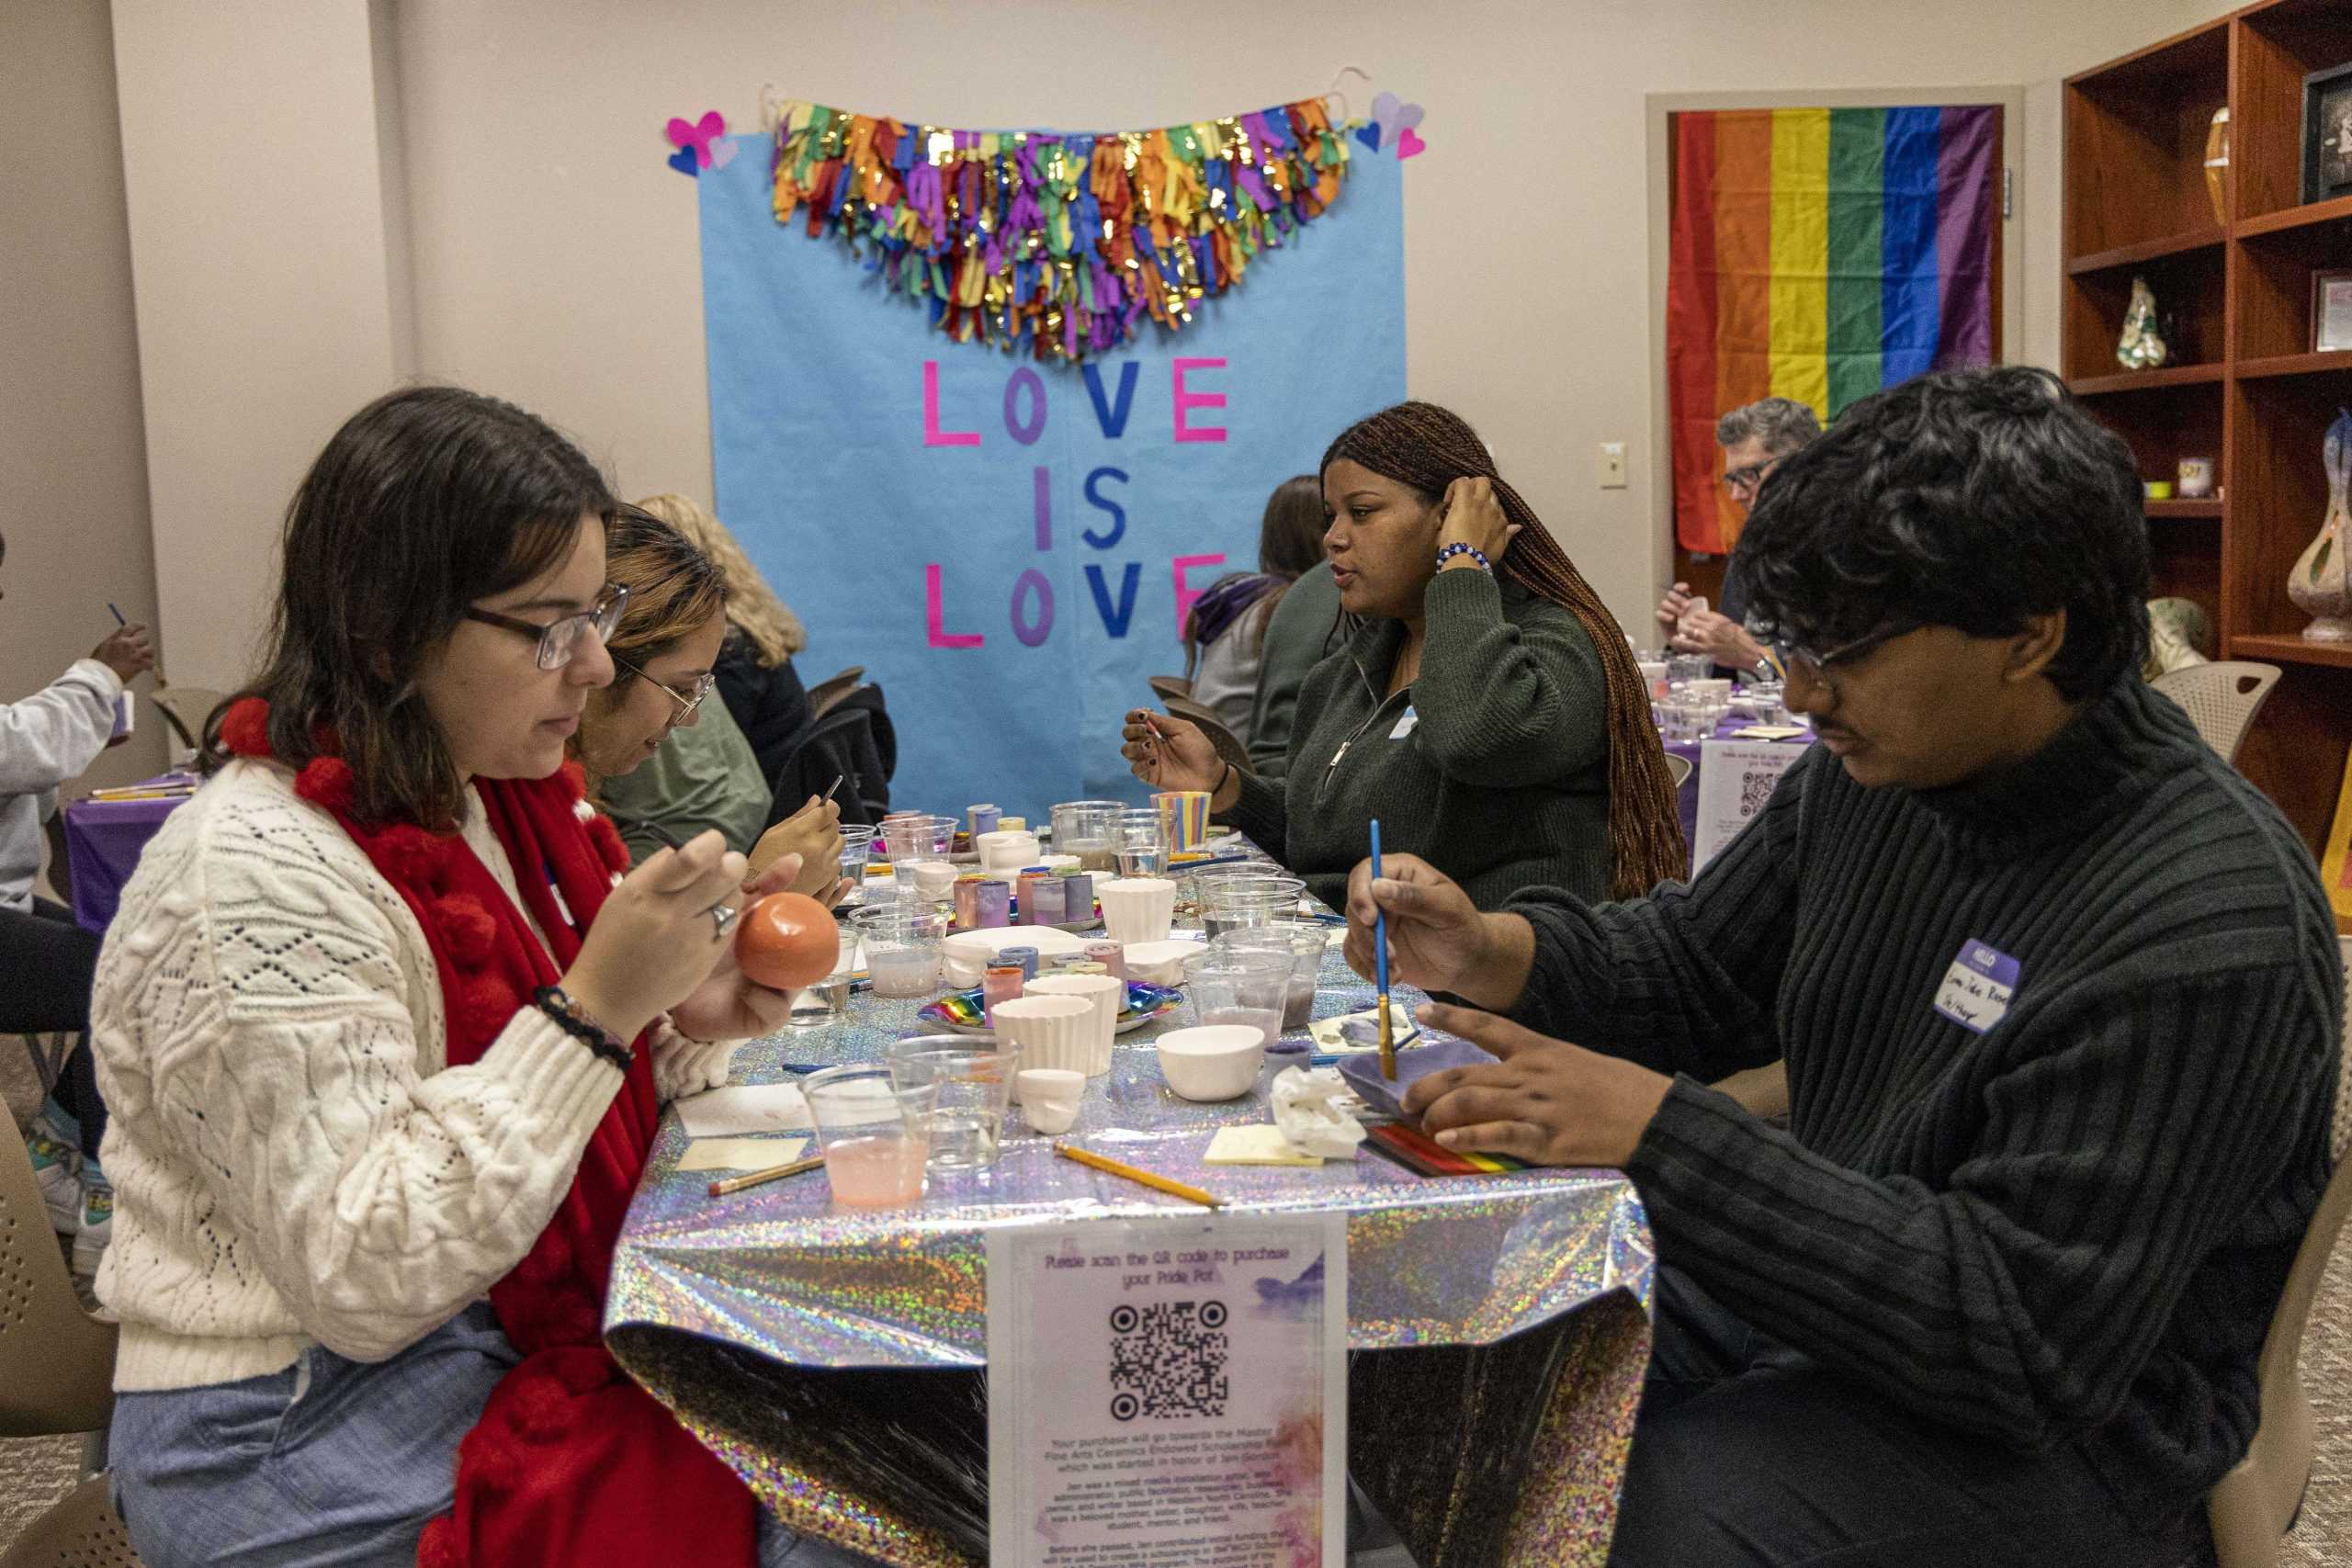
[888,1042,1015,1170]
[1113,808,1170,876]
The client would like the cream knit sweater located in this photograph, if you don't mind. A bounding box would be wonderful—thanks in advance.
[91,759,737,1392]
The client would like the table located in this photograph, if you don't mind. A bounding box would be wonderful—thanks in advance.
[607,898,1657,1568]
[1667,716,1812,862]
[62,773,195,932]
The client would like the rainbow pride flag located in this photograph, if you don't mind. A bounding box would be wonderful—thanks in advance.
[1668,106,1999,553]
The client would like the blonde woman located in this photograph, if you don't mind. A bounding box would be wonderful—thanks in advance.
[631,494,811,786]
[583,509,843,900]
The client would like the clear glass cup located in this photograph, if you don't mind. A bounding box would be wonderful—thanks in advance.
[804,1064,935,1209]
[1666,653,1712,691]
[1051,800,1124,873]
[1202,875,1304,939]
[834,826,876,908]
[1658,699,1709,744]
[1216,927,1326,1032]
[1182,950,1290,1046]
[855,907,947,999]
[1112,808,1170,877]
[887,1043,1016,1170]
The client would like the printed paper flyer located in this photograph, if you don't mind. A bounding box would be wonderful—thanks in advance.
[987,1213,1347,1567]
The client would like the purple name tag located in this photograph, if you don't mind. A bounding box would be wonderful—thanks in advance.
[1932,940,2020,1033]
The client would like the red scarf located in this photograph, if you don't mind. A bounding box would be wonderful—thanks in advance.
[219,700,757,1568]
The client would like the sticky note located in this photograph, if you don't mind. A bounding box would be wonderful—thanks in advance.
[1204,1125,1324,1166]
[677,1136,808,1172]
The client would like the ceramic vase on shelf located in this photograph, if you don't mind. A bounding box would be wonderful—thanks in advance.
[2117,276,2168,371]
[2289,407,2352,642]
[2203,107,2230,228]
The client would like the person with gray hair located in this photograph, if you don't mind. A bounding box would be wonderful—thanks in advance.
[1657,396,1824,676]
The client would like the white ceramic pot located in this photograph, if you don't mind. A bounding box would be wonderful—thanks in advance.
[1156,1024,1266,1101]
[1023,972,1122,1075]
[1122,938,1204,987]
[991,994,1095,1077]
[1098,876,1176,944]
[1017,1067,1085,1134]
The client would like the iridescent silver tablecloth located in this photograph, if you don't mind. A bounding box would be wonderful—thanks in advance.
[606,908,1656,1567]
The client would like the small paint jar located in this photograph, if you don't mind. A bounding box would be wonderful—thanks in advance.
[999,945,1041,982]
[981,962,1024,1028]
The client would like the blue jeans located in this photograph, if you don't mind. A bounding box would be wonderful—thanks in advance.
[110,1303,868,1567]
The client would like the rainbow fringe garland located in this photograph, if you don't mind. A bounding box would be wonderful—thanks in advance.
[769,97,1355,363]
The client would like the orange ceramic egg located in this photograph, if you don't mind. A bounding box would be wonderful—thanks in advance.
[733,892,841,990]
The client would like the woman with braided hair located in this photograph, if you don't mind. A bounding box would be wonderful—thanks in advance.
[1124,400,1683,908]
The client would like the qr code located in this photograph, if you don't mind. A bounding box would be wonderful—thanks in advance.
[1107,1300,1229,1420]
[1738,767,1777,816]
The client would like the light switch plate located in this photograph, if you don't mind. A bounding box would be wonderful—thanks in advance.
[1598,441,1628,489]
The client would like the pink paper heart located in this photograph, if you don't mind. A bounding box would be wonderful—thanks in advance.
[1396,127,1427,160]
[665,110,729,169]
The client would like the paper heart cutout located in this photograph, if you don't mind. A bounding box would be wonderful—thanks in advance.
[1396,128,1427,160]
[1355,121,1384,153]
[666,144,699,176]
[1372,91,1403,136]
[709,137,740,171]
[1390,101,1425,134]
[665,109,729,169]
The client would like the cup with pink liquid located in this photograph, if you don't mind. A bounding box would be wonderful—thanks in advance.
[1182,949,1290,1047]
[803,1064,937,1210]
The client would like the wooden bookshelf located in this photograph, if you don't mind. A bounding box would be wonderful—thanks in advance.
[2066,0,2352,867]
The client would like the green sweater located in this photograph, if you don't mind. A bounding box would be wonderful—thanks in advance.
[1223,566,1612,910]
[1507,675,2341,1508]
[598,698,773,862]
[1245,561,1342,780]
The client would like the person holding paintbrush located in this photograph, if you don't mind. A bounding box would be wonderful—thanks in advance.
[1121,401,1684,911]
[1340,370,2336,1568]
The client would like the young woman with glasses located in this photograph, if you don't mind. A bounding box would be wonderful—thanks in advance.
[89,387,876,1568]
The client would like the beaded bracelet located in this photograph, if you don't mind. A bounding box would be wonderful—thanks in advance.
[1435,542,1491,571]
[532,985,634,1071]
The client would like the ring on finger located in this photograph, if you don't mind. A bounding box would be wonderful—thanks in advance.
[706,901,739,938]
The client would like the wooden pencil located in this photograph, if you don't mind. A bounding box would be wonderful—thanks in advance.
[706,1153,825,1197]
[1054,1143,1222,1208]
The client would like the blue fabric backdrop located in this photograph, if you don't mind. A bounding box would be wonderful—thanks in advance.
[698,131,1406,821]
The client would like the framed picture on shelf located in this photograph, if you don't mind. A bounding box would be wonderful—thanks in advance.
[2302,62,2352,203]
[2317,271,2352,352]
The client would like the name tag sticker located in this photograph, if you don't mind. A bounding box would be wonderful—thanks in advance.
[1933,940,2020,1033]
[1388,706,1419,740]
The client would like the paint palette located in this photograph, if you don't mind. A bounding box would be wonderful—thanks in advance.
[916,980,1182,1038]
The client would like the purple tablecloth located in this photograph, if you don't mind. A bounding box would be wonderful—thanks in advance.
[1667,717,1812,864]
[62,777,194,932]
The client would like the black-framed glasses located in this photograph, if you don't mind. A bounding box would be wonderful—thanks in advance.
[1776,621,1917,686]
[1724,457,1781,497]
[464,582,628,671]
[615,657,716,721]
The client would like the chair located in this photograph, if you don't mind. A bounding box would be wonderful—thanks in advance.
[765,685,897,831]
[0,1122,142,1566]
[1662,752,1692,791]
[2150,662,2282,764]
[2205,934,2352,1568]
[145,687,223,756]
[805,667,866,721]
[1148,675,1193,705]
[1164,695,1252,777]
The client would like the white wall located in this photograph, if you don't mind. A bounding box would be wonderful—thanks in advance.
[110,0,411,692]
[0,0,164,793]
[391,0,2225,636]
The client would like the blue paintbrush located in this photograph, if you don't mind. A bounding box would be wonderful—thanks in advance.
[1371,818,1396,1080]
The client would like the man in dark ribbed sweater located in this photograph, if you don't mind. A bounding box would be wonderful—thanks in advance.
[1346,368,2342,1566]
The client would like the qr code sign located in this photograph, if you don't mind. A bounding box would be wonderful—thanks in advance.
[1737,766,1777,816]
[1108,1300,1229,1420]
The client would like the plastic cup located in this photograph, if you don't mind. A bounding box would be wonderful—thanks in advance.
[1051,801,1124,873]
[1182,949,1290,1046]
[855,907,947,999]
[786,935,856,1029]
[1099,876,1177,944]
[1113,809,1170,877]
[1153,790,1213,852]
[804,1064,935,1209]
[1667,653,1711,690]
[1201,876,1298,940]
[1218,927,1325,1032]
[888,1043,1015,1171]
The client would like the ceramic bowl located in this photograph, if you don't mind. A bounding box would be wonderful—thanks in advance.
[1156,1025,1266,1101]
